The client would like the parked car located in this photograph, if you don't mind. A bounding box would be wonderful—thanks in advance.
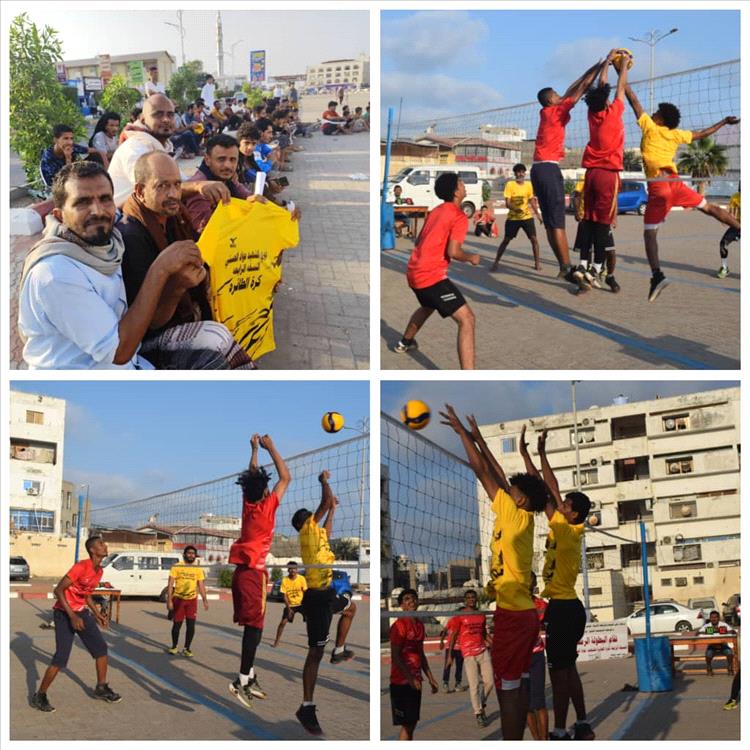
[10,556,30,581]
[722,594,741,626]
[617,180,648,215]
[387,165,484,217]
[688,597,718,617]
[99,550,183,600]
[616,601,704,635]
[268,578,284,602]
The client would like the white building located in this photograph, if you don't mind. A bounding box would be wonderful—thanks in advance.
[10,391,67,537]
[305,53,369,89]
[479,388,740,621]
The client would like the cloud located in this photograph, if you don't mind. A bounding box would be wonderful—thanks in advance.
[63,401,103,438]
[63,468,170,509]
[383,11,489,72]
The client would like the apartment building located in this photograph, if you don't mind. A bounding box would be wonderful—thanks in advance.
[479,387,740,620]
[305,53,369,89]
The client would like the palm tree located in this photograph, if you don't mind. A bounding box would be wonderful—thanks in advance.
[622,149,642,172]
[677,138,728,195]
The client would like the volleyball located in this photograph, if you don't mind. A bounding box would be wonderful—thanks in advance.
[321,411,345,433]
[612,48,634,72]
[401,400,431,431]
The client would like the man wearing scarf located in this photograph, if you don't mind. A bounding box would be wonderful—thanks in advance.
[118,151,256,370]
[18,161,204,369]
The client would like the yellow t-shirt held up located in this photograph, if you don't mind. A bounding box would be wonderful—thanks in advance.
[299,516,335,589]
[541,509,584,600]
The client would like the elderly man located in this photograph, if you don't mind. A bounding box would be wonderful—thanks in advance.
[18,161,203,369]
[118,151,256,369]
[108,93,230,209]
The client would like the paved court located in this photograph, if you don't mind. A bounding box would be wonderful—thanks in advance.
[380,648,740,741]
[10,597,369,740]
[381,210,740,370]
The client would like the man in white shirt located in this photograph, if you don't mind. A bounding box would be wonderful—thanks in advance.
[698,610,736,676]
[144,66,166,98]
[200,75,216,110]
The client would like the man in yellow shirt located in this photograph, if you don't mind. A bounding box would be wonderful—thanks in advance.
[291,470,357,735]
[717,187,741,279]
[492,163,543,272]
[440,405,548,740]
[624,84,740,301]
[166,546,208,657]
[272,561,307,647]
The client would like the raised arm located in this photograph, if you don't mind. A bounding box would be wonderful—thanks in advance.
[466,414,511,493]
[691,116,740,141]
[260,434,291,499]
[537,430,565,520]
[624,83,644,120]
[322,494,338,538]
[313,469,334,524]
[565,59,607,103]
[614,51,630,103]
[518,424,542,479]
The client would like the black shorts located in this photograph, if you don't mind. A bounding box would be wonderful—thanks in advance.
[51,608,108,668]
[530,162,566,230]
[322,123,338,135]
[283,605,303,623]
[544,598,586,670]
[301,587,352,647]
[528,650,547,710]
[413,279,466,318]
[390,683,422,726]
[573,221,615,253]
[504,218,537,240]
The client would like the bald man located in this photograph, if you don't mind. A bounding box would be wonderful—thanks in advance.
[116,151,256,369]
[108,94,232,210]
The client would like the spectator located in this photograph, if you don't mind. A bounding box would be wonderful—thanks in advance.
[209,99,228,131]
[40,124,108,190]
[144,65,165,97]
[237,123,262,186]
[699,610,736,676]
[288,82,299,110]
[350,107,369,132]
[252,118,277,176]
[200,74,216,110]
[473,205,497,237]
[392,185,413,239]
[118,151,256,369]
[321,101,349,136]
[171,103,203,158]
[18,162,204,369]
[337,86,345,106]
[119,107,143,144]
[89,112,122,160]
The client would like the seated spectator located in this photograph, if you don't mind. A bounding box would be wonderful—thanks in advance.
[699,610,736,676]
[190,100,211,140]
[222,99,243,131]
[119,107,143,144]
[40,124,108,190]
[252,103,267,121]
[144,66,165,97]
[350,106,369,132]
[321,101,349,135]
[392,184,413,238]
[208,99,227,132]
[89,112,122,160]
[18,162,204,369]
[473,204,497,237]
[252,118,277,177]
[237,122,262,186]
[171,104,202,158]
[118,152,256,369]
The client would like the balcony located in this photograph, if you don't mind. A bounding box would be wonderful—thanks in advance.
[612,478,653,502]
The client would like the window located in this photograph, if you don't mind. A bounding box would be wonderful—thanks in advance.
[502,437,517,453]
[675,577,688,587]
[674,543,701,562]
[573,467,598,486]
[669,500,697,519]
[137,556,159,570]
[112,556,134,571]
[655,604,678,615]
[587,552,604,570]
[26,410,44,424]
[10,440,57,464]
[407,171,430,186]
[9,508,54,532]
[160,557,180,570]
[23,480,42,496]
[458,171,479,184]
[570,427,595,445]
[615,456,650,482]
[663,413,689,432]
[693,576,705,585]
[666,456,693,475]
[661,578,673,586]
[618,499,653,523]
[588,587,603,596]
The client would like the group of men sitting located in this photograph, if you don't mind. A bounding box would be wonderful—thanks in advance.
[19,91,303,370]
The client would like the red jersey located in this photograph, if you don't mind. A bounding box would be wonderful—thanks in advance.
[53,558,103,612]
[453,611,488,657]
[229,491,280,569]
[406,202,468,289]
[532,596,547,654]
[582,98,625,171]
[533,97,575,162]
[390,617,426,685]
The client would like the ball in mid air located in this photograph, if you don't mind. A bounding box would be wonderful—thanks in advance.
[612,48,634,72]
[401,400,431,431]
[322,411,345,433]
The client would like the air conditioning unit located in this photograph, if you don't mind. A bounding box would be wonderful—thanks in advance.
[590,458,598,466]
[662,536,672,545]
[26,487,39,496]
[680,504,694,518]
[665,418,676,431]
[583,418,590,426]
[668,462,680,474]
[706,562,715,568]
[595,559,605,569]
[589,501,598,511]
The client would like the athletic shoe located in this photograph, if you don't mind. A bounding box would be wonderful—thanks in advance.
[605,274,621,293]
[557,268,569,279]
[167,646,178,654]
[723,698,739,710]
[296,704,323,736]
[716,266,729,279]
[455,682,468,692]
[588,268,603,289]
[94,684,122,703]
[443,682,454,693]
[331,648,355,664]
[476,711,489,728]
[549,731,571,740]
[648,271,669,302]
[248,676,267,699]
[181,648,194,658]
[573,265,593,290]
[563,268,579,285]
[31,691,55,713]
[229,678,254,708]
[573,722,595,740]
[393,339,418,354]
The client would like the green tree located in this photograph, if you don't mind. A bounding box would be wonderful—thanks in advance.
[218,568,233,588]
[9,13,86,185]
[99,74,141,119]
[622,149,642,172]
[167,60,204,109]
[270,566,283,582]
[330,538,359,561]
[677,137,729,195]
[481,180,492,203]
[241,83,272,109]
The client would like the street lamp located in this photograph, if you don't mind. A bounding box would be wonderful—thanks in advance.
[229,40,244,80]
[571,382,591,622]
[164,11,187,67]
[628,28,679,114]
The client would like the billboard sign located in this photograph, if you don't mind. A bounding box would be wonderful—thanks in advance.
[250,50,266,83]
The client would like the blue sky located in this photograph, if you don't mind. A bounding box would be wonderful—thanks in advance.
[381,9,740,125]
[11,381,368,508]
[381,381,738,456]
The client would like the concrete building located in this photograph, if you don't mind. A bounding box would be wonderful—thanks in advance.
[415,135,522,178]
[61,50,176,91]
[60,480,76,538]
[478,387,740,621]
[305,53,369,89]
[9,391,66,537]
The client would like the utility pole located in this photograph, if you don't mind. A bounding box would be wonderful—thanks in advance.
[164,11,186,67]
[628,28,679,113]
[571,381,591,622]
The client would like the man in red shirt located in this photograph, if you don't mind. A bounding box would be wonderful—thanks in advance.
[394,172,481,369]
[390,588,439,740]
[574,49,630,294]
[531,58,606,282]
[31,536,120,712]
[228,433,291,709]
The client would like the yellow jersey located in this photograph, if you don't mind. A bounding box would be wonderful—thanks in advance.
[541,510,584,600]
[637,112,693,178]
[504,179,534,221]
[729,192,741,222]
[280,574,307,607]
[169,564,205,600]
[490,488,535,611]
[299,516,335,589]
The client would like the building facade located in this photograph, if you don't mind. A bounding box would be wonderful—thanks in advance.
[305,53,369,89]
[62,50,176,92]
[479,388,740,621]
[9,391,66,537]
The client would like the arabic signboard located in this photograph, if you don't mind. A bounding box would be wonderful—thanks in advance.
[576,622,629,662]
[83,76,103,93]
[55,63,67,83]
[127,60,145,86]
[250,50,266,83]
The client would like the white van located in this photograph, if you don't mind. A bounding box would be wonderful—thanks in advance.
[387,165,484,217]
[99,550,184,600]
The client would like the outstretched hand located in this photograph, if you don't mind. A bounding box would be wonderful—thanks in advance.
[537,428,548,453]
[319,469,331,483]
[466,414,482,442]
[439,404,465,434]
[259,434,274,450]
[520,424,529,453]
[725,116,740,126]
[251,434,261,450]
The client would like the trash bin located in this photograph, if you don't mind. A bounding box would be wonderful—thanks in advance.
[634,636,673,692]
[381,202,395,250]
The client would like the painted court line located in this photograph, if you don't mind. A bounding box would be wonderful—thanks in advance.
[608,695,655,740]
[385,250,713,369]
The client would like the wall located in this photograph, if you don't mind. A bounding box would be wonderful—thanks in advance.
[10,534,77,578]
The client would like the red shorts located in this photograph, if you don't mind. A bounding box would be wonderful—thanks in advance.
[644,172,705,226]
[583,168,619,225]
[492,607,540,689]
[232,566,268,628]
[172,596,198,622]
